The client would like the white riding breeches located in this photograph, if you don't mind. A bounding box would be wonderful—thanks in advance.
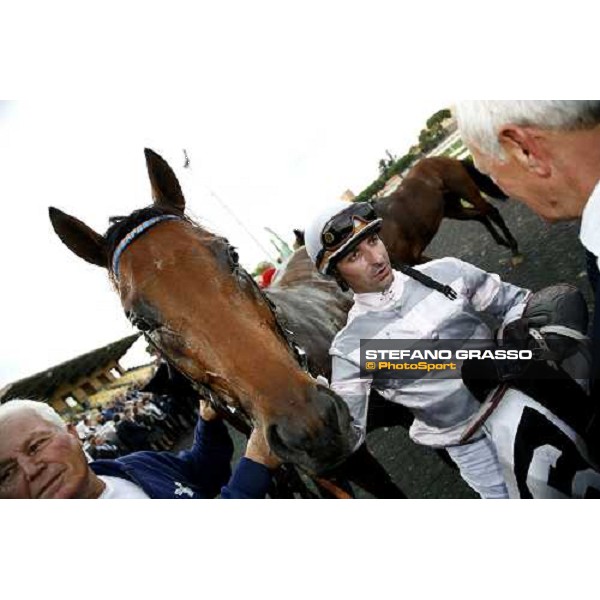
[446,435,509,499]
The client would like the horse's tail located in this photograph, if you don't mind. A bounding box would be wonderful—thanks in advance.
[460,158,509,201]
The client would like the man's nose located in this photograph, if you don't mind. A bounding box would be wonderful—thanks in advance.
[18,456,44,481]
[365,245,384,265]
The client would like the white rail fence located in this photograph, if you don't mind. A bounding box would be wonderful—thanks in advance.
[376,130,472,197]
[426,130,471,160]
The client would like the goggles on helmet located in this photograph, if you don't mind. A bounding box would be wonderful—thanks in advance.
[316,202,381,273]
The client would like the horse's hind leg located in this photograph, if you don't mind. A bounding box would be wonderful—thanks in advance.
[446,172,522,260]
[445,202,511,249]
[485,204,522,260]
[446,195,522,261]
[478,214,517,252]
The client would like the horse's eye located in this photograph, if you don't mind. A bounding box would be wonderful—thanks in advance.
[126,310,160,332]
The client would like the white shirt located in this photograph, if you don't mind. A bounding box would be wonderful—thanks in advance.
[98,476,150,499]
[96,421,118,444]
[329,258,530,448]
[580,179,600,267]
[75,421,92,440]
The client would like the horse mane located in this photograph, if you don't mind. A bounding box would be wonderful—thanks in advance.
[104,205,184,258]
[266,247,352,379]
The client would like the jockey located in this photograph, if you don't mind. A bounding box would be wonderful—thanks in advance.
[305,200,532,498]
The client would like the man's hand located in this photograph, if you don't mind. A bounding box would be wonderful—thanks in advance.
[199,398,219,422]
[245,427,281,470]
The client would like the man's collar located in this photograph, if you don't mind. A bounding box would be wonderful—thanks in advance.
[580,178,600,256]
[352,270,404,311]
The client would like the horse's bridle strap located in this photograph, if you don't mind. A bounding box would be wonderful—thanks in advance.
[112,214,181,281]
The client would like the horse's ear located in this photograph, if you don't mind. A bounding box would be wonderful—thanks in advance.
[293,229,305,246]
[48,207,108,268]
[144,148,186,212]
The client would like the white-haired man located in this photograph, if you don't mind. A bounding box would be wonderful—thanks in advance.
[305,201,531,498]
[453,100,600,239]
[0,399,278,499]
[453,100,600,396]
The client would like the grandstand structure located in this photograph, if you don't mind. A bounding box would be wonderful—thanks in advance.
[0,333,153,415]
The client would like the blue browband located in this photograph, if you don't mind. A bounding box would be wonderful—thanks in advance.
[111,214,181,281]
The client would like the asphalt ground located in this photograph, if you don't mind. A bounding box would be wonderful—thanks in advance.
[178,199,594,498]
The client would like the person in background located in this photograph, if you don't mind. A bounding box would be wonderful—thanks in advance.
[256,261,277,289]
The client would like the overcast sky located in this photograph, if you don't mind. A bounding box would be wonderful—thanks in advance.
[0,96,446,385]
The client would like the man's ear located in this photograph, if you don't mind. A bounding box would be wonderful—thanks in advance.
[498,126,551,177]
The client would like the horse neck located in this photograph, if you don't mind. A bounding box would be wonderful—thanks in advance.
[266,281,352,380]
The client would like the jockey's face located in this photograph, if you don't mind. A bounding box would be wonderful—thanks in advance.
[336,233,393,294]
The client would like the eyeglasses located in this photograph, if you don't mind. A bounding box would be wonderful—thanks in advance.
[321,202,378,252]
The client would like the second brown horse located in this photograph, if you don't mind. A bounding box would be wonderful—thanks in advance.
[375,156,522,267]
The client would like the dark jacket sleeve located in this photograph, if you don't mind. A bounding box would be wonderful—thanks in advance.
[177,418,234,498]
[220,458,274,499]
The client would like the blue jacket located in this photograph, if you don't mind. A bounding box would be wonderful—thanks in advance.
[91,418,273,499]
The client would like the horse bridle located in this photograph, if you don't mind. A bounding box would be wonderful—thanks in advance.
[108,213,311,419]
[111,214,180,282]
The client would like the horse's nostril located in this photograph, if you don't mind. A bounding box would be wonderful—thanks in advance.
[315,386,351,435]
[126,302,163,332]
[268,420,316,456]
[264,401,354,474]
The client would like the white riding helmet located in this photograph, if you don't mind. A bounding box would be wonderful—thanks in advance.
[305,200,383,275]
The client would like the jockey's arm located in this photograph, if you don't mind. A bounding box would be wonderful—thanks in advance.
[330,354,372,451]
[459,259,531,326]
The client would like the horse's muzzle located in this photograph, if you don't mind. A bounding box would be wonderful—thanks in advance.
[266,384,355,475]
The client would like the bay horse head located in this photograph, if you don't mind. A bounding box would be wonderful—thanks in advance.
[48,149,354,474]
